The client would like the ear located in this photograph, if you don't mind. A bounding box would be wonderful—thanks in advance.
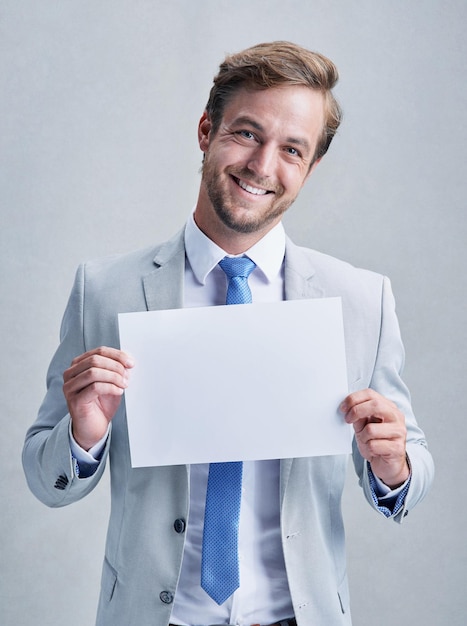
[198,111,212,152]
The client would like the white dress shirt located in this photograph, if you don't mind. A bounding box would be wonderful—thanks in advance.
[170,215,294,625]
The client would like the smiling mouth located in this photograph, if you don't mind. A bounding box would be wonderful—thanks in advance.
[232,176,272,196]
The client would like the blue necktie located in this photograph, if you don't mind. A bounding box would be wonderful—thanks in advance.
[200,255,256,605]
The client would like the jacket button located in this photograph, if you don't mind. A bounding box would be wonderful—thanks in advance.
[54,474,69,490]
[159,590,174,604]
[173,518,186,534]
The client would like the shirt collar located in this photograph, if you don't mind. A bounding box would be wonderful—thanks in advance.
[185,212,286,285]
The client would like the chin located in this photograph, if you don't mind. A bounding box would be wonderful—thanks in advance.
[214,204,283,234]
[215,210,257,234]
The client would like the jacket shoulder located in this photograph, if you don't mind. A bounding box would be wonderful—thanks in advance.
[287,239,385,297]
[80,228,185,286]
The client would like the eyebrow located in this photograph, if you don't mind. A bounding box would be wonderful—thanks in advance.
[231,116,312,155]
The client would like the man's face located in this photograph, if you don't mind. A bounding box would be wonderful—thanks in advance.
[196,85,325,240]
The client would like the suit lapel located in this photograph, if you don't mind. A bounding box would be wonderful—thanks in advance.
[284,236,325,301]
[142,229,186,312]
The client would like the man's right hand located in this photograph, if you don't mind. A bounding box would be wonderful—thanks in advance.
[63,346,135,451]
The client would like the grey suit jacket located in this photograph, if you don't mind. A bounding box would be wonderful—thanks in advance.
[23,228,434,626]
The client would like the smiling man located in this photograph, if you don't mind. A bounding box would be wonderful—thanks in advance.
[23,42,434,626]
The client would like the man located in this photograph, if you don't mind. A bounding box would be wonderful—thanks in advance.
[23,41,434,626]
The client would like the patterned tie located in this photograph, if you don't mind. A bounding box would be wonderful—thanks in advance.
[200,255,256,605]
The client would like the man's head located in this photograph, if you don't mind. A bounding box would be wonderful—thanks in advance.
[194,41,342,253]
[205,41,342,162]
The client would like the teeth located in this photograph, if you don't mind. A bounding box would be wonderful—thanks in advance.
[237,179,268,195]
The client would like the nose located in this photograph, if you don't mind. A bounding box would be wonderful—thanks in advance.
[247,143,276,179]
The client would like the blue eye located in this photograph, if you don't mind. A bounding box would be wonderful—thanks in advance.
[238,130,255,140]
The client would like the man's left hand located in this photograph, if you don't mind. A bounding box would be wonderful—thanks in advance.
[340,389,410,489]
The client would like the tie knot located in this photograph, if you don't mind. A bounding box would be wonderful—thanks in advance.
[218,256,256,279]
[218,256,256,305]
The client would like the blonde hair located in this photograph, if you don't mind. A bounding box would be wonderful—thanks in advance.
[205,41,342,161]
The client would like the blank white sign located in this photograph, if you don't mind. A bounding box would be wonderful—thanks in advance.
[118,297,351,468]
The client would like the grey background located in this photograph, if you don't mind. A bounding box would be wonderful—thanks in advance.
[1,1,465,624]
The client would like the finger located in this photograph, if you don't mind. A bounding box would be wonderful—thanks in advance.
[356,421,406,445]
[343,398,387,425]
[69,381,126,405]
[340,388,378,413]
[64,364,129,397]
[64,349,134,384]
[68,346,134,371]
[342,396,400,426]
[359,438,406,462]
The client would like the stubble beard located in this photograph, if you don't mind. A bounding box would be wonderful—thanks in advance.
[201,159,295,235]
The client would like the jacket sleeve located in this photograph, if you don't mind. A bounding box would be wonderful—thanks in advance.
[22,264,111,507]
[352,276,434,523]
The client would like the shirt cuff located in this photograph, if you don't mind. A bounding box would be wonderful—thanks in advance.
[367,462,411,518]
[370,471,408,499]
[69,420,110,478]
